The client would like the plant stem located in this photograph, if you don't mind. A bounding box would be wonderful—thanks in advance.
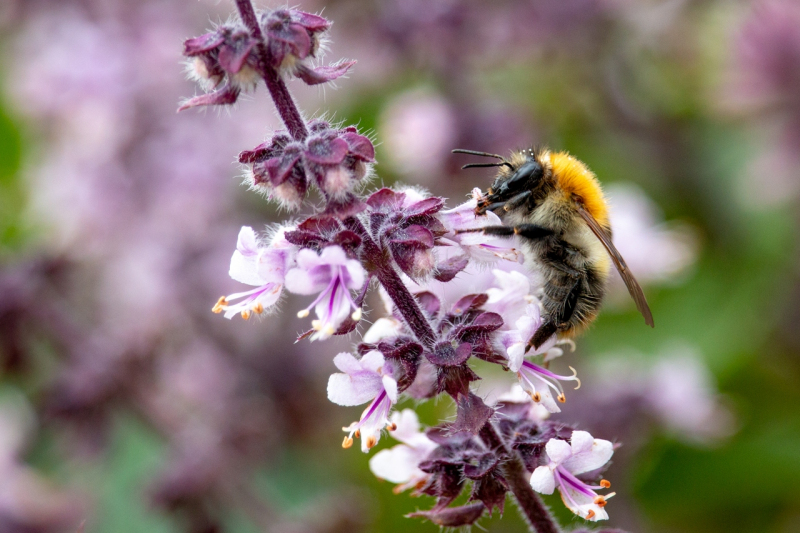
[343,217,437,350]
[479,422,561,533]
[234,0,308,140]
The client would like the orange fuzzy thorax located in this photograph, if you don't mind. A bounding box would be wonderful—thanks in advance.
[547,151,610,228]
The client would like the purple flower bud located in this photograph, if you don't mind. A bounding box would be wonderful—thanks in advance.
[181,26,261,110]
[241,125,375,208]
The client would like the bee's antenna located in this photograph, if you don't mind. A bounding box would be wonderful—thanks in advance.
[452,149,513,170]
[452,149,505,159]
[461,162,511,170]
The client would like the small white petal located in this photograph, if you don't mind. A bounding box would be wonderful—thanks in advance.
[319,245,349,266]
[332,352,363,374]
[284,268,322,295]
[570,431,595,455]
[383,374,398,403]
[369,445,421,483]
[563,438,614,476]
[360,350,385,374]
[545,439,572,465]
[363,317,403,343]
[229,251,263,286]
[344,259,366,289]
[530,466,556,494]
[236,226,259,256]
[327,372,382,406]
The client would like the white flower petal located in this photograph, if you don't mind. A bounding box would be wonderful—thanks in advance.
[560,486,609,521]
[545,439,572,465]
[530,466,556,494]
[319,245,348,266]
[563,438,614,476]
[389,409,422,444]
[383,374,398,403]
[363,317,404,343]
[507,343,525,372]
[344,259,366,289]
[360,350,385,374]
[327,372,382,406]
[333,352,363,374]
[570,431,595,455]
[284,268,319,295]
[369,445,421,483]
[236,226,259,256]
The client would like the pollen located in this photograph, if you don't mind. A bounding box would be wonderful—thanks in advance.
[241,310,251,320]
[557,393,566,403]
[366,436,377,449]
[342,436,354,449]
[593,496,607,507]
[298,309,310,318]
[212,296,227,314]
[600,479,611,489]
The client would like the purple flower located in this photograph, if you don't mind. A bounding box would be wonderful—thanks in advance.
[438,189,524,264]
[213,226,295,320]
[484,269,536,327]
[284,245,366,341]
[240,123,375,208]
[327,351,398,452]
[368,409,437,492]
[530,431,615,521]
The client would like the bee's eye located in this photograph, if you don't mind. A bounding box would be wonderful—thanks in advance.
[500,161,542,194]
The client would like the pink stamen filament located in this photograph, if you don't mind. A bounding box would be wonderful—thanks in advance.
[300,266,358,320]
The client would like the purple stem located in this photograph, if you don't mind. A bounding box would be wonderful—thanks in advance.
[479,422,561,533]
[343,217,437,350]
[234,0,308,140]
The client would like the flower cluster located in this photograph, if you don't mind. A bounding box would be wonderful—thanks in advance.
[180,8,354,111]
[239,120,375,209]
[187,1,624,529]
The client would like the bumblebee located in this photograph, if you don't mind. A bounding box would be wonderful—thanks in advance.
[453,147,654,351]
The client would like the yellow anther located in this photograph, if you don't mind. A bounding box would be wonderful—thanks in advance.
[366,436,377,449]
[253,302,264,314]
[311,319,322,330]
[325,326,335,335]
[600,479,611,489]
[354,429,361,439]
[212,296,227,313]
[586,509,596,520]
[351,308,362,321]
[593,496,607,507]
[557,393,566,403]
[531,392,541,402]
[297,309,310,318]
[387,422,397,431]
[342,436,353,449]
[241,310,251,320]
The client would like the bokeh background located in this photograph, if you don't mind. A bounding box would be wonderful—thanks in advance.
[0,0,798,532]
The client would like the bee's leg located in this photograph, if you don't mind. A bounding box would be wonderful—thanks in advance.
[501,190,532,212]
[526,278,582,352]
[476,190,532,215]
[455,224,553,240]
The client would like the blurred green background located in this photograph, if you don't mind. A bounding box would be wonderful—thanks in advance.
[0,0,799,532]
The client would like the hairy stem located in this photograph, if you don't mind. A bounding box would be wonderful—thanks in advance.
[479,422,561,533]
[343,217,437,350]
[234,0,308,140]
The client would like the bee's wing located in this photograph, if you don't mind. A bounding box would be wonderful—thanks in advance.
[577,204,655,327]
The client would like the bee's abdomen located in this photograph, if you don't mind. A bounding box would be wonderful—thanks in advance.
[532,238,607,336]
